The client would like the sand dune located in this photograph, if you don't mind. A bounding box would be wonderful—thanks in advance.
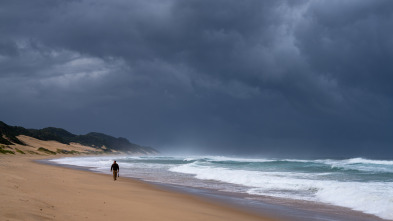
[3,135,106,156]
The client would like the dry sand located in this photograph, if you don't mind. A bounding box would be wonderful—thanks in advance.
[0,155,279,221]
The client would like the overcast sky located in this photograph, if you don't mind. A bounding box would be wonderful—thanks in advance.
[1,0,393,158]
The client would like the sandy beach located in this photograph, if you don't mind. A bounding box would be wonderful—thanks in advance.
[0,155,278,221]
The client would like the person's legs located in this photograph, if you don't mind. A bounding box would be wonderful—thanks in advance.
[113,171,117,180]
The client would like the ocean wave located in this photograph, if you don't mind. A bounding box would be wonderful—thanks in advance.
[344,157,393,165]
[169,161,393,220]
[315,181,393,220]
[183,155,276,163]
[315,158,393,173]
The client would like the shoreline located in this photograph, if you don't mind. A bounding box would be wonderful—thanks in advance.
[44,155,387,221]
[0,154,278,221]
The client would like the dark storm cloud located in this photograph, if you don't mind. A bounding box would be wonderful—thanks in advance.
[1,0,393,157]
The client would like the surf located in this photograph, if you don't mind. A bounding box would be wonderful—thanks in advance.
[50,155,393,220]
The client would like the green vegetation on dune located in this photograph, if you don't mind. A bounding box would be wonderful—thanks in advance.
[15,148,25,154]
[0,145,15,154]
[26,150,40,155]
[0,149,15,154]
[56,149,80,154]
[13,127,74,144]
[37,147,57,155]
[0,122,24,145]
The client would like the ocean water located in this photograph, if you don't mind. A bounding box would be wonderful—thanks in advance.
[50,156,393,220]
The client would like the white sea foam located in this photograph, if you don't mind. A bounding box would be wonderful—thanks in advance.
[315,181,393,220]
[344,157,393,165]
[51,156,113,167]
[182,155,276,163]
[315,157,393,166]
[315,158,393,173]
[169,160,393,220]
[50,156,128,172]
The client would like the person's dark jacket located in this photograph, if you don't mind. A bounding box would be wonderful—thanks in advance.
[111,163,119,171]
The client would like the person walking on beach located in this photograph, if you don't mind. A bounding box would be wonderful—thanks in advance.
[111,161,119,181]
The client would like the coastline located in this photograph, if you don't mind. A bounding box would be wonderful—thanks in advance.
[44,155,389,221]
[0,154,278,221]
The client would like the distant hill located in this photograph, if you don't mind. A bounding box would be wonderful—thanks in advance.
[0,121,158,154]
